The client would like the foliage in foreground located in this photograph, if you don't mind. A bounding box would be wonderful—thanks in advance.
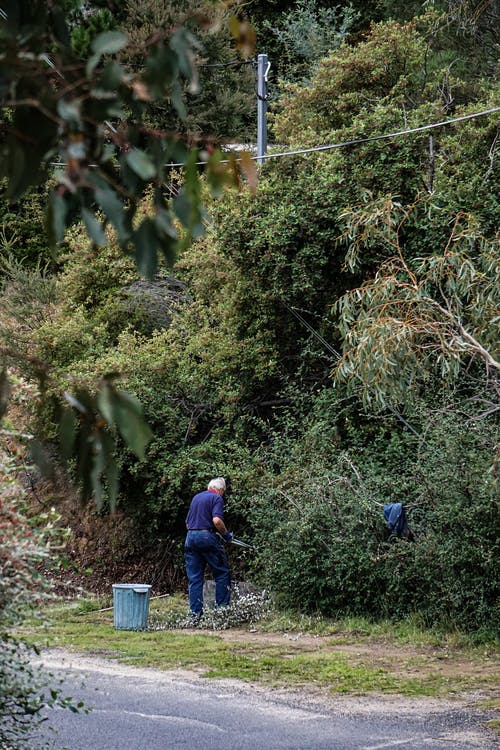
[0,454,83,750]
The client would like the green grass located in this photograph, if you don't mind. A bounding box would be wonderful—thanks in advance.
[486,719,500,735]
[257,609,499,651]
[15,596,499,699]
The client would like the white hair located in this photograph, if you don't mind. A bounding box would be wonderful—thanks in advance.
[208,477,226,492]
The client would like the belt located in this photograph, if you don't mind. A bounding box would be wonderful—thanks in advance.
[188,528,215,532]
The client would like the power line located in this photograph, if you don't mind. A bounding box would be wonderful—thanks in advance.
[258,107,500,161]
[48,106,499,170]
[125,59,255,71]
[198,60,255,69]
[281,300,422,438]
[165,106,500,167]
[282,301,342,361]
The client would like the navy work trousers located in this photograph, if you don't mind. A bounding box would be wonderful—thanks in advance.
[184,530,231,615]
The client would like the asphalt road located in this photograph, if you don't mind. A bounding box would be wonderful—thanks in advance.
[36,651,497,750]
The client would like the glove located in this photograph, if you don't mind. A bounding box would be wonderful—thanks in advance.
[223,530,233,542]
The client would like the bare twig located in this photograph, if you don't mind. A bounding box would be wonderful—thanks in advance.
[482,129,499,184]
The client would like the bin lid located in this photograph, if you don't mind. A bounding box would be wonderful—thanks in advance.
[113,583,151,593]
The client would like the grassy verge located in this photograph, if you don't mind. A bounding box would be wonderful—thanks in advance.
[17,595,499,699]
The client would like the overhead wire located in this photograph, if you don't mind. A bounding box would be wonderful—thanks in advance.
[256,106,500,160]
[162,106,500,167]
[2,3,498,166]
[281,300,423,438]
[40,50,495,443]
[11,13,491,170]
[124,59,255,71]
[198,59,255,69]
[48,106,499,170]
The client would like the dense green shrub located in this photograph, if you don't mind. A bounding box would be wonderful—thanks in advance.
[52,239,277,534]
[0,180,54,269]
[121,0,255,142]
[0,255,57,371]
[249,397,499,631]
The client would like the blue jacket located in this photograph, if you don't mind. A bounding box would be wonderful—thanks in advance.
[383,502,410,538]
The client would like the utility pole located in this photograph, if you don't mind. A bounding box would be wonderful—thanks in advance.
[257,53,270,164]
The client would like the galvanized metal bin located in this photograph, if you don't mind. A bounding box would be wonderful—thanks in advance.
[112,583,151,630]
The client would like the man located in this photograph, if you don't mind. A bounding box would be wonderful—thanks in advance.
[184,477,232,618]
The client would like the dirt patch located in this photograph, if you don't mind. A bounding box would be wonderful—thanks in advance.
[180,627,499,693]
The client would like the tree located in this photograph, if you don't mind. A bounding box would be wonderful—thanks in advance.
[334,198,500,408]
[122,0,256,141]
[0,0,255,503]
[259,16,498,409]
[0,1,248,270]
[261,0,358,83]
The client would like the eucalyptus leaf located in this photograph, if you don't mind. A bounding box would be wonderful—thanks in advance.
[47,192,68,246]
[101,432,119,510]
[96,384,115,426]
[57,99,82,127]
[155,208,177,239]
[90,434,105,511]
[134,218,159,279]
[86,52,101,78]
[97,384,153,460]
[125,149,157,180]
[94,185,129,242]
[97,61,126,91]
[87,31,128,77]
[91,31,128,57]
[170,82,187,120]
[172,190,191,228]
[58,408,77,462]
[112,391,153,460]
[81,208,107,247]
[6,141,27,199]
[76,428,94,503]
[62,391,87,414]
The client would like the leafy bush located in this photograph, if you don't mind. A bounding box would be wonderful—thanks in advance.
[122,0,255,141]
[271,19,429,145]
[25,235,274,540]
[4,12,496,637]
[263,0,358,83]
[0,255,57,378]
[0,181,54,270]
[249,397,499,632]
[0,453,81,750]
[56,224,136,311]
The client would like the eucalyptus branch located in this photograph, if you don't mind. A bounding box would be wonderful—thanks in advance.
[422,296,500,372]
